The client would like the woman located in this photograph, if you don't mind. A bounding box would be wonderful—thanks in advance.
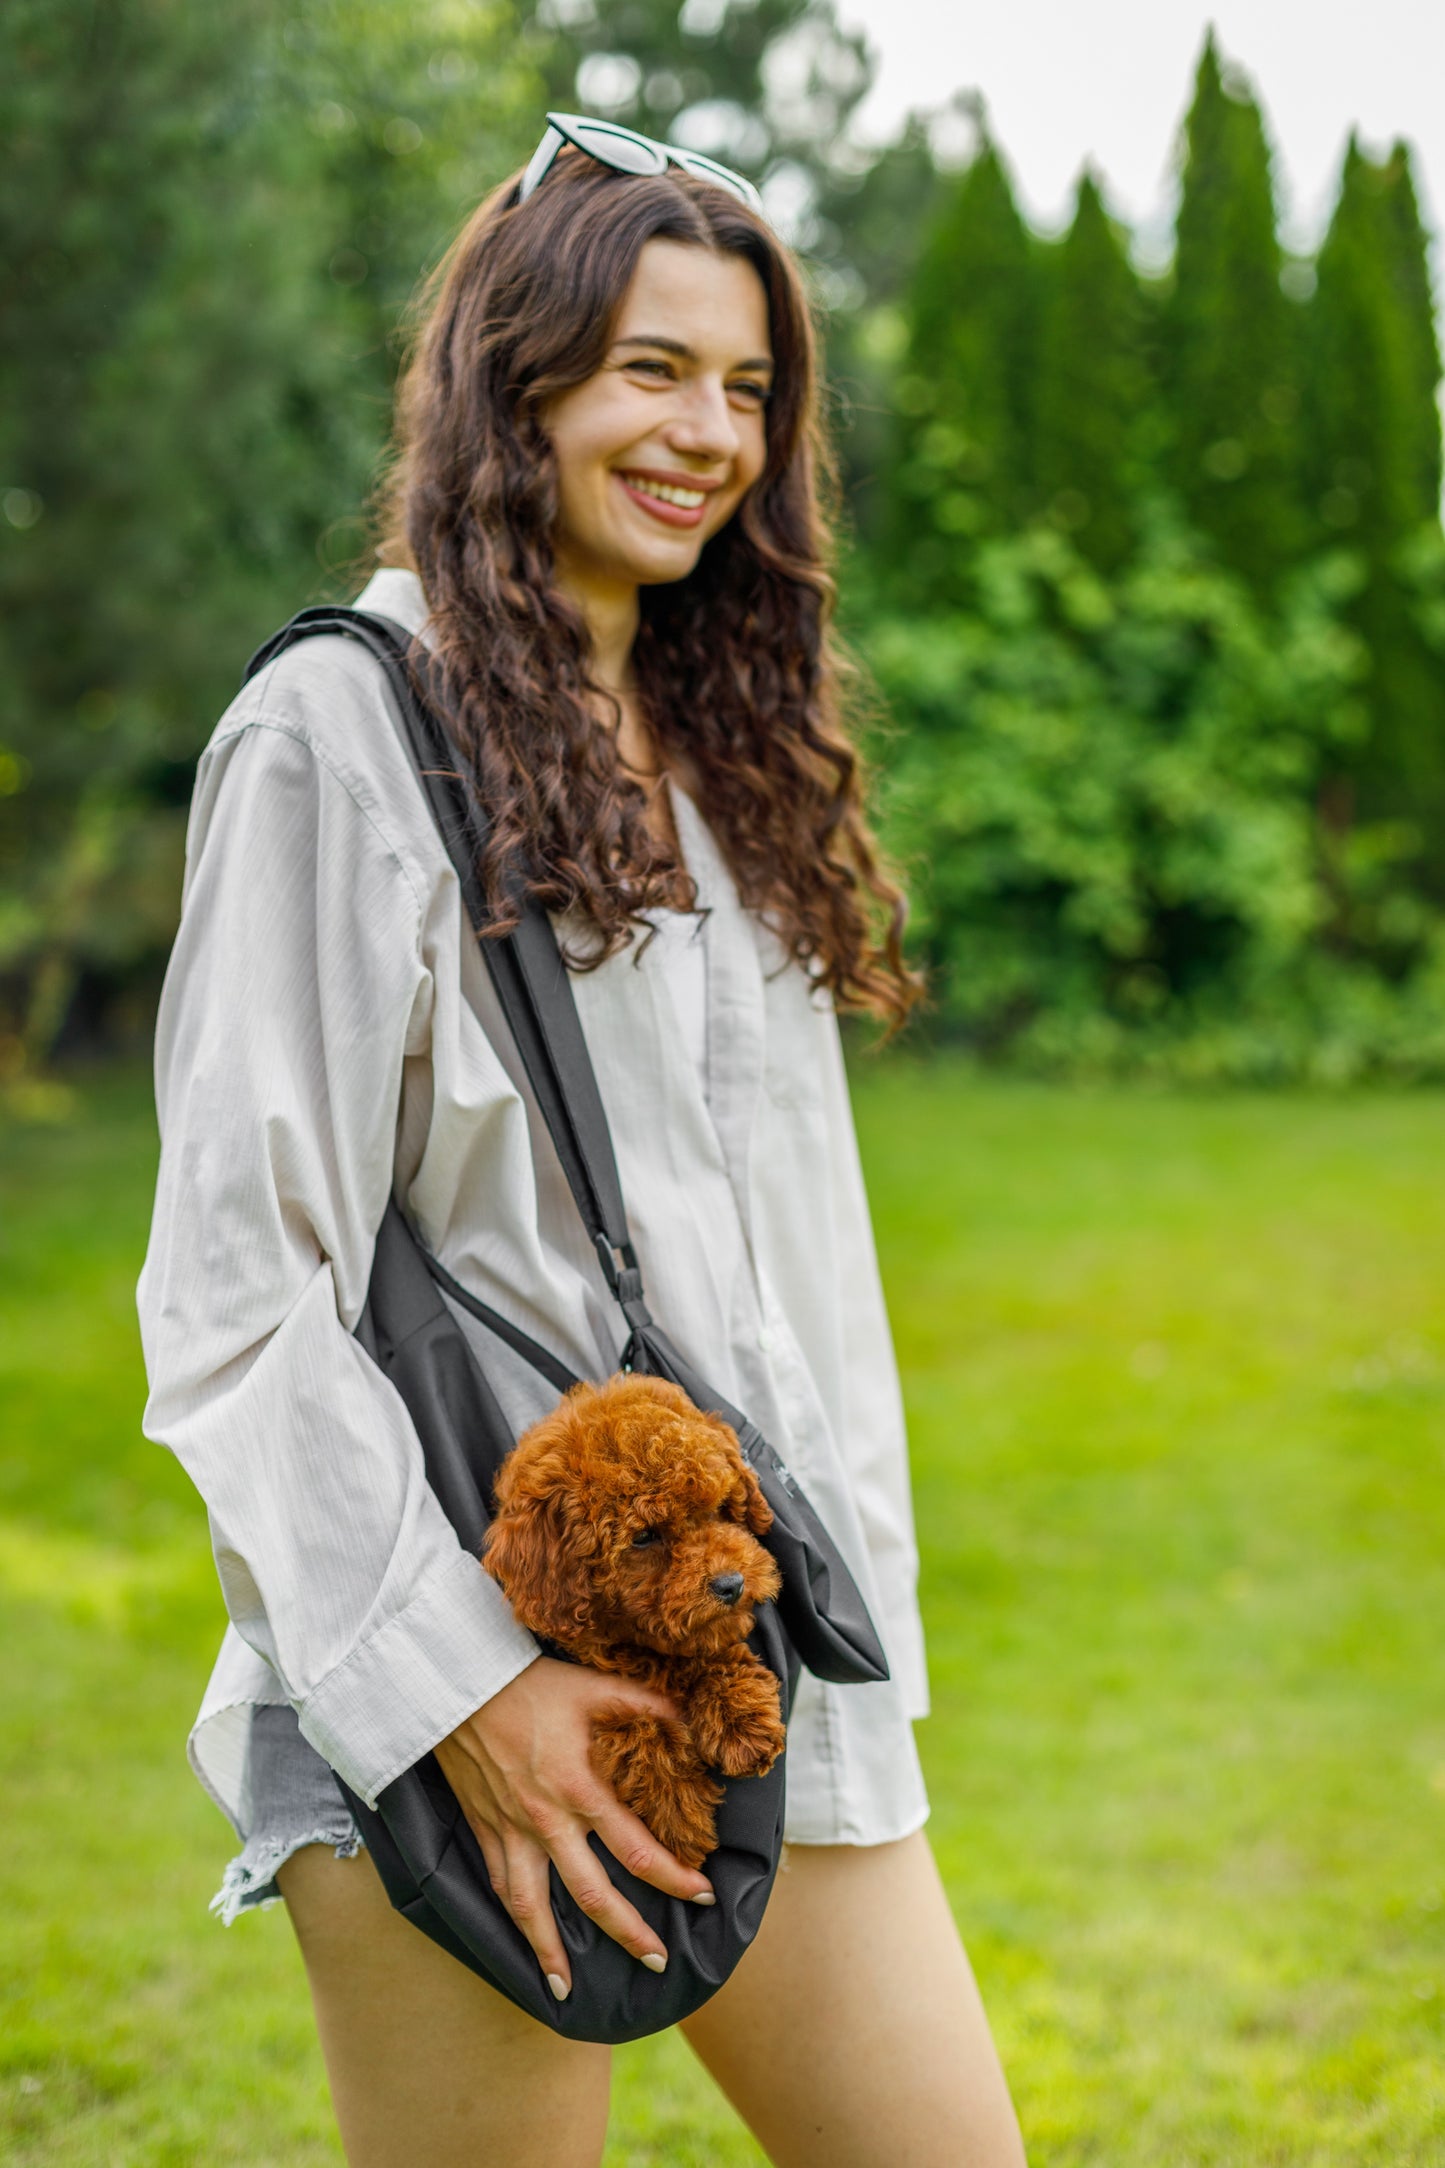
[138,121,1026,2168]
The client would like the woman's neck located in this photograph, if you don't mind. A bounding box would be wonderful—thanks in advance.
[556,564,656,776]
[578,583,640,702]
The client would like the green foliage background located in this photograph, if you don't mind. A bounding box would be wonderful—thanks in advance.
[6,18,1445,2158]
[3,5,1443,1080]
[877,33,1445,1076]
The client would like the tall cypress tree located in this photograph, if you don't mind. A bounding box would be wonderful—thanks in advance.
[888,128,1040,604]
[825,116,949,547]
[1165,32,1304,591]
[1379,140,1444,523]
[1307,134,1445,851]
[1307,137,1433,545]
[1033,169,1153,574]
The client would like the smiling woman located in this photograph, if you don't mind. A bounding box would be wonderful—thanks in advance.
[375,152,917,1014]
[136,131,1025,2168]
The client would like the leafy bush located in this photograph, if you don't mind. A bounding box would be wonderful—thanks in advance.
[860,520,1445,1080]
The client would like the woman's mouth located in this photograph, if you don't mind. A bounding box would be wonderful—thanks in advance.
[614,471,713,529]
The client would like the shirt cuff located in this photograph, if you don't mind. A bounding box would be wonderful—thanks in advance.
[295,1549,539,1805]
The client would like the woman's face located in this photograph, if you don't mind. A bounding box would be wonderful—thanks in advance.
[544,237,774,603]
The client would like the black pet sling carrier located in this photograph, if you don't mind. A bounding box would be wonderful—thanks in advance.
[241,608,890,2044]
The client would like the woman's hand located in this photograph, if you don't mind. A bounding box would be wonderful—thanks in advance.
[433,1657,715,2001]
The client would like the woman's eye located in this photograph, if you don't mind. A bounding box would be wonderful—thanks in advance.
[627,360,675,381]
[630,1527,663,1549]
[729,380,770,404]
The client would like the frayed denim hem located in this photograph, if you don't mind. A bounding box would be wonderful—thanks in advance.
[210,1823,365,1926]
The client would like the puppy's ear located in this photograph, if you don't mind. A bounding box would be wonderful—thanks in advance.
[483,1487,590,1639]
[726,1457,773,1538]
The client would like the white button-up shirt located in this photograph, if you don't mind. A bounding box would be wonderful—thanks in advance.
[137,567,929,1847]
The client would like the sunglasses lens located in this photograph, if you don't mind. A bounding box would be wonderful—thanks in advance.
[568,123,667,177]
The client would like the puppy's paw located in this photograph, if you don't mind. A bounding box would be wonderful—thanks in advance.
[688,1659,785,1778]
[642,1774,724,1870]
[712,1698,786,1779]
[593,1716,723,1869]
[621,1763,724,1871]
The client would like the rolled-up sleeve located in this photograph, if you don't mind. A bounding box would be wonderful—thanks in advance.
[137,703,538,1805]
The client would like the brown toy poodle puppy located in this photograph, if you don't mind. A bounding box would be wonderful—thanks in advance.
[483,1374,787,1868]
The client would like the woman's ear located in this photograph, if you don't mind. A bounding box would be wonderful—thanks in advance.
[483,1487,588,1637]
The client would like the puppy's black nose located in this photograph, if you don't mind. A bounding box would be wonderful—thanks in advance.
[710,1572,745,1606]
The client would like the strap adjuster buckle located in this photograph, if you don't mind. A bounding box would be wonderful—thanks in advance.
[593,1231,638,1295]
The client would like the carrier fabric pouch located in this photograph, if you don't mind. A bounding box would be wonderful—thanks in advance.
[351,1196,790,2041]
[241,611,889,2043]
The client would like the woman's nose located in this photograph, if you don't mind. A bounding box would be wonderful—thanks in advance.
[667,380,740,464]
[710,1571,745,1606]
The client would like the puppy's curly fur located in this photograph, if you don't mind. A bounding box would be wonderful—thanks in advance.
[483,1375,786,1868]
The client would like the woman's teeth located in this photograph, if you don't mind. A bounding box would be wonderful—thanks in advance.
[619,474,707,508]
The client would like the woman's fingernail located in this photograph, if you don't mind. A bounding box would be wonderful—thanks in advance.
[641,1951,667,1973]
[691,1889,716,1905]
[547,1973,569,2001]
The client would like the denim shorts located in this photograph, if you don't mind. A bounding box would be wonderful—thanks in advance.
[211,1704,364,1925]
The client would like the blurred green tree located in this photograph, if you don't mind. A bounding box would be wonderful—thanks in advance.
[1379,143,1445,519]
[1033,170,1155,575]
[886,122,1044,606]
[517,0,873,253]
[282,0,547,378]
[1163,31,1305,593]
[1,0,361,1068]
[820,116,947,545]
[0,0,539,1071]
[1305,134,1445,866]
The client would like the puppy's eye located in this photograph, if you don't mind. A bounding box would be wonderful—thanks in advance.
[630,1527,664,1549]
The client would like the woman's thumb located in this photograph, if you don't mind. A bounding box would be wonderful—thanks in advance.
[589,1678,678,1723]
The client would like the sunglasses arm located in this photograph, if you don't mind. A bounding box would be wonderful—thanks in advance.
[517,123,566,206]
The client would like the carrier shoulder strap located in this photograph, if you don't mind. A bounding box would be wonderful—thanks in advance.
[244,606,655,1340]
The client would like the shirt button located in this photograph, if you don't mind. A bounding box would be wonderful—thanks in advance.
[757,1326,776,1353]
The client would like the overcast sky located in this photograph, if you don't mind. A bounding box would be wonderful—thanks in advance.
[836,0,1445,278]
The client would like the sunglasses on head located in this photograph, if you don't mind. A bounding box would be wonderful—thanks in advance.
[516,111,767,221]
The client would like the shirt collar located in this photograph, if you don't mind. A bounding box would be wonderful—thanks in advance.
[353,564,432,641]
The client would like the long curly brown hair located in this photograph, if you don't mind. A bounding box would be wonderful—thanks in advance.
[377,150,920,1027]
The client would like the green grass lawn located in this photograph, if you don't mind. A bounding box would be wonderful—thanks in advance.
[3,1064,1443,2164]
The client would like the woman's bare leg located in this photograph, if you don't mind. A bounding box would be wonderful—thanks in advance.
[277,1844,611,2168]
[680,1830,1026,2168]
